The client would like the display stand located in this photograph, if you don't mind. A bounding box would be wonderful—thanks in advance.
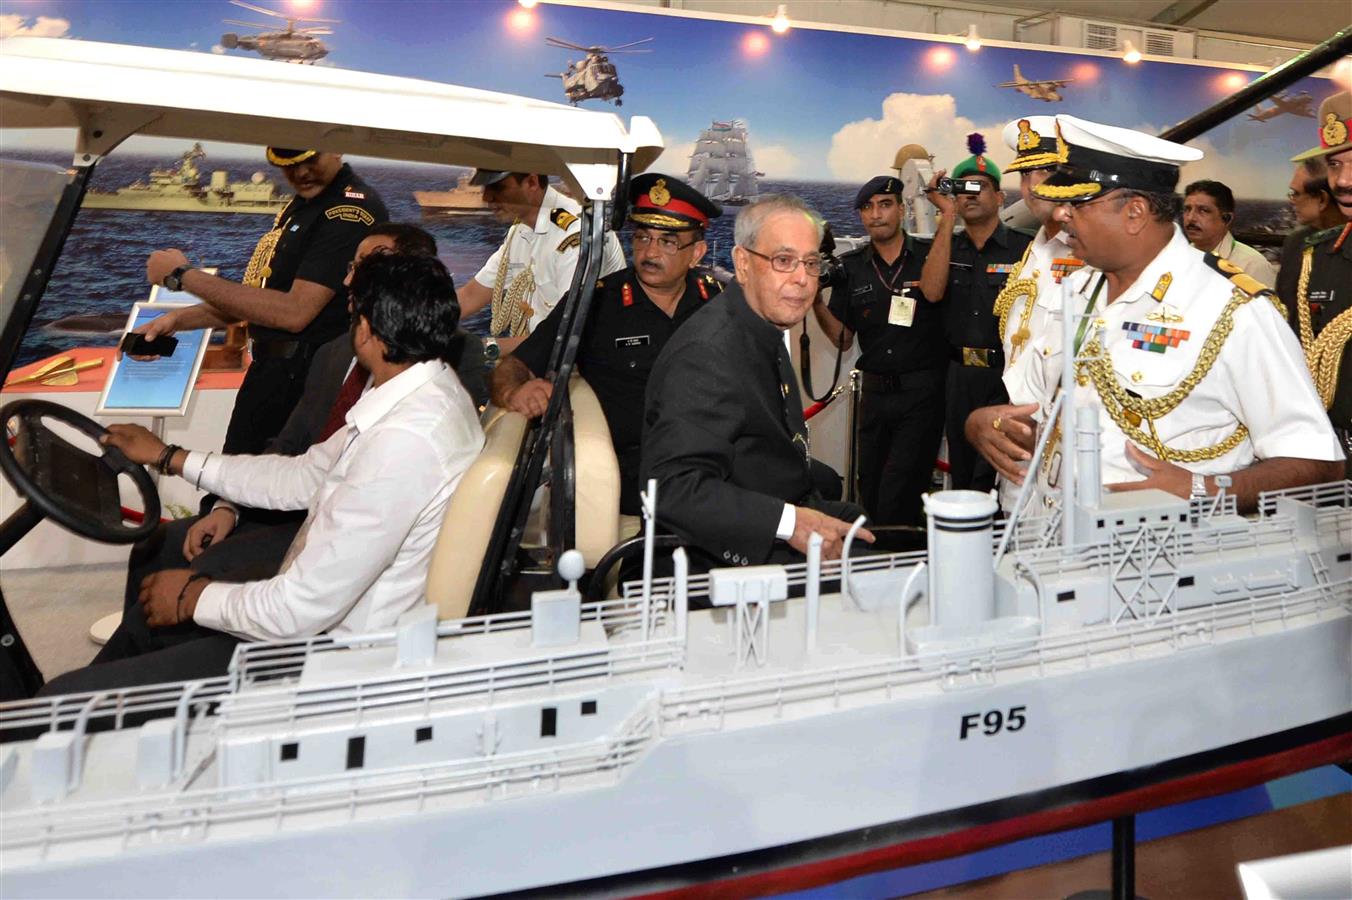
[1065,815,1147,900]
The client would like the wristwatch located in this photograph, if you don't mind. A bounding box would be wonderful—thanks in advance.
[483,336,501,364]
[163,265,192,292]
[1189,471,1208,500]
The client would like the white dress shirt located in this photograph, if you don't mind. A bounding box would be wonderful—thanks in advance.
[1212,231,1277,289]
[184,361,485,641]
[1012,226,1341,500]
[473,185,625,331]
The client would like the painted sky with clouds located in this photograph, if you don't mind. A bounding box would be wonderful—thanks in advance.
[0,0,1343,197]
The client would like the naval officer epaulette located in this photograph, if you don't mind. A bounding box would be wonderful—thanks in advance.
[550,208,578,230]
[1203,253,1285,316]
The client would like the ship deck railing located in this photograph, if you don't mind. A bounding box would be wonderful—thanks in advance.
[2,696,664,855]
[1257,480,1352,518]
[228,593,671,686]
[0,676,236,736]
[217,637,684,732]
[658,576,1352,724]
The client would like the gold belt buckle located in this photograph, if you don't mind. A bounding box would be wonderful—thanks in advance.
[963,347,990,368]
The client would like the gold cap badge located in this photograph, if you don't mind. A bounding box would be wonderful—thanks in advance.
[648,178,671,207]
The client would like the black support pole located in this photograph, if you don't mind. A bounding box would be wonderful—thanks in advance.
[1111,815,1136,900]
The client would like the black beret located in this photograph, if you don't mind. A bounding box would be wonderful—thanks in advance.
[854,175,903,209]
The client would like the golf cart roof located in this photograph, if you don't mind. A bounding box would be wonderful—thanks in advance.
[0,36,663,199]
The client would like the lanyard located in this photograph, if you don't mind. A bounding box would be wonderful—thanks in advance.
[870,246,908,294]
[1073,274,1107,356]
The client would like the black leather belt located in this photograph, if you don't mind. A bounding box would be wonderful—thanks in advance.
[859,371,936,392]
[950,346,1004,368]
[249,339,316,360]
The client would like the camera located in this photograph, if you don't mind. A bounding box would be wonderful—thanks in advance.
[936,176,985,196]
[816,223,845,291]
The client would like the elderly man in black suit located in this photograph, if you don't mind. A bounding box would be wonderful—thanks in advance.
[641,194,872,572]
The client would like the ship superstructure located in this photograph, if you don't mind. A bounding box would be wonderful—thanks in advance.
[687,119,762,204]
[82,143,289,214]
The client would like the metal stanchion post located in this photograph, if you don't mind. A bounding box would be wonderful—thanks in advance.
[845,369,861,506]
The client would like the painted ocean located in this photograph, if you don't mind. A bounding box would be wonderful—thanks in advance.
[5,149,1294,368]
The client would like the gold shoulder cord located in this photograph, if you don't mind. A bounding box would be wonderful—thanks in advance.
[488,223,534,338]
[242,206,290,288]
[992,241,1039,359]
[1294,245,1352,409]
[1079,287,1256,463]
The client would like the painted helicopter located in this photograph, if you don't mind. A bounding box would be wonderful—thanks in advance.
[220,0,337,64]
[544,36,652,106]
[997,64,1073,102]
[1247,90,1316,121]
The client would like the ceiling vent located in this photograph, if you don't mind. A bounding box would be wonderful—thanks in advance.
[1085,21,1119,50]
[1144,30,1176,56]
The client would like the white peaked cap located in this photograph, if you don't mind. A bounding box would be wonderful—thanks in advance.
[1053,114,1203,164]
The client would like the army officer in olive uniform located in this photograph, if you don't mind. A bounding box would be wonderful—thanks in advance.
[142,148,388,456]
[491,174,722,515]
[1288,91,1352,469]
[812,175,946,527]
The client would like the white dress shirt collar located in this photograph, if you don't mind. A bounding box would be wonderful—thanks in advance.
[347,359,446,434]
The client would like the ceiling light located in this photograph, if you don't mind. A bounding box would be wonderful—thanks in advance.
[1123,40,1142,64]
[965,24,982,51]
[771,4,790,34]
[518,0,538,7]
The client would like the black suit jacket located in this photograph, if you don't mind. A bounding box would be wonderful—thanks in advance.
[641,284,824,568]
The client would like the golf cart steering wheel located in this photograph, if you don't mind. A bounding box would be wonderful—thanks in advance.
[0,399,160,544]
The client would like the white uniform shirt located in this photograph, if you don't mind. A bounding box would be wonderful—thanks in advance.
[997,226,1086,511]
[473,185,625,331]
[1013,226,1341,498]
[1211,231,1277,289]
[186,361,485,641]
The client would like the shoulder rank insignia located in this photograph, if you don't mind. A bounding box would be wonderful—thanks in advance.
[324,205,375,225]
[622,282,634,307]
[550,208,578,231]
[1150,272,1173,302]
[1204,253,1269,298]
[556,232,581,253]
[1123,321,1190,353]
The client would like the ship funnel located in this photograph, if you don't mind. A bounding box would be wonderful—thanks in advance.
[923,490,997,628]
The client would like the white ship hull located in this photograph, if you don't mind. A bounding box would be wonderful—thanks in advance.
[3,583,1348,898]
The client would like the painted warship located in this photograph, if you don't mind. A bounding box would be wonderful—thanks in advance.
[687,119,762,205]
[412,172,490,216]
[82,143,289,214]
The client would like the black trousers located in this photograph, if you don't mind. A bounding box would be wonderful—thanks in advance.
[857,369,946,527]
[38,513,300,696]
[945,362,1009,493]
[222,353,315,456]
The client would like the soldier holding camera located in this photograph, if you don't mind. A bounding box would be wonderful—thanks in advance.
[919,137,1033,492]
[811,176,947,526]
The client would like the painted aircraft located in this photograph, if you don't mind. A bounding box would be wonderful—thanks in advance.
[997,64,1073,102]
[544,37,652,106]
[1247,91,1316,122]
[220,0,336,64]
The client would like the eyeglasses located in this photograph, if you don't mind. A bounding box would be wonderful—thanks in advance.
[1059,189,1123,213]
[741,246,825,277]
[632,232,699,254]
[1286,189,1305,201]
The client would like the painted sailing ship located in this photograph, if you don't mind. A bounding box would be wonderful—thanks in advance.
[81,143,289,215]
[686,119,762,205]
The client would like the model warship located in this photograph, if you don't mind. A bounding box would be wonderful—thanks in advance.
[687,119,762,204]
[82,144,289,214]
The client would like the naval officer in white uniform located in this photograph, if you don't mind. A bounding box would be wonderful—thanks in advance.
[996,115,1342,513]
[455,171,625,358]
[965,115,1092,512]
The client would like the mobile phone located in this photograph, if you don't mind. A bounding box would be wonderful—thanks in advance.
[120,332,179,357]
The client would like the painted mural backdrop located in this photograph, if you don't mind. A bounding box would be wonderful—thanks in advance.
[1,0,1343,364]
